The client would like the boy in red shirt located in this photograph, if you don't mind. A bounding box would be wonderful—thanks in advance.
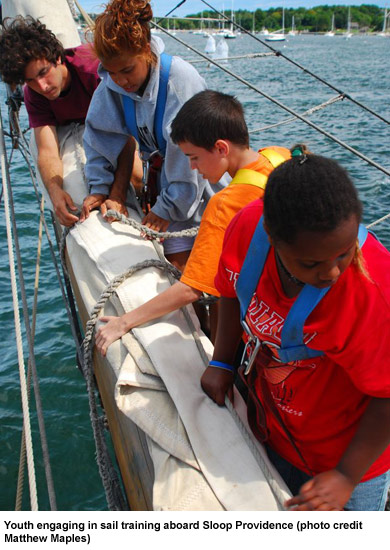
[203,151,390,511]
[94,90,290,354]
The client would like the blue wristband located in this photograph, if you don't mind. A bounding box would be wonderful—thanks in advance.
[209,360,235,373]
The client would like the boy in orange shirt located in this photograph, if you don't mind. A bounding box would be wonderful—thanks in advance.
[95,90,290,354]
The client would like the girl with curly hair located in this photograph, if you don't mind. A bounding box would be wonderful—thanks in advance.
[81,0,225,270]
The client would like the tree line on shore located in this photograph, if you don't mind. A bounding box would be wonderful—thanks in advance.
[151,5,386,33]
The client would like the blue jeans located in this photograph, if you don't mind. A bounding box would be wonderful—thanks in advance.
[266,445,390,511]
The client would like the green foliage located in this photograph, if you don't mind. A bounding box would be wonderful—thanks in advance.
[175,5,386,33]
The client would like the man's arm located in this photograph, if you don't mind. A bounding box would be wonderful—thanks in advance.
[35,125,79,226]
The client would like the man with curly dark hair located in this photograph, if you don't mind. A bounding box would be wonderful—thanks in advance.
[0,15,102,225]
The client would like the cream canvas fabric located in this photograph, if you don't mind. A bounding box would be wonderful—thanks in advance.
[66,210,291,510]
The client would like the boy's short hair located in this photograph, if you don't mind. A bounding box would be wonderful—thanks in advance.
[171,90,249,150]
[0,16,65,85]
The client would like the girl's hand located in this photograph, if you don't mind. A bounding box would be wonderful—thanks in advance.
[285,469,355,511]
[95,316,128,356]
[80,193,107,222]
[101,197,128,222]
[201,366,234,406]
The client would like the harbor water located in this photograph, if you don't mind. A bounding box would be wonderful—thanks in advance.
[1,32,389,510]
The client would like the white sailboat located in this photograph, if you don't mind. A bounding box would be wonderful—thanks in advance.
[345,7,352,39]
[193,12,209,36]
[224,1,237,39]
[265,7,286,41]
[378,7,389,37]
[325,13,335,37]
[288,15,296,36]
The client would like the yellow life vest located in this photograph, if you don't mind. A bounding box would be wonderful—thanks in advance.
[229,148,289,190]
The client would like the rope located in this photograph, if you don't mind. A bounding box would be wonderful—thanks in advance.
[81,258,181,510]
[250,94,345,134]
[367,212,390,229]
[1,96,38,511]
[2,106,58,512]
[189,52,276,64]
[104,209,199,239]
[153,22,390,178]
[15,198,59,511]
[199,0,390,126]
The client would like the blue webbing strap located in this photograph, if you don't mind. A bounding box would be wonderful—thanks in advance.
[236,216,270,321]
[236,216,369,362]
[122,53,172,156]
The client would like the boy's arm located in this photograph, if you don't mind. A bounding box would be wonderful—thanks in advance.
[95,281,202,356]
[286,396,390,510]
[35,125,79,226]
[201,296,242,406]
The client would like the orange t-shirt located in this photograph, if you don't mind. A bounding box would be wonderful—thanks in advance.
[180,147,290,295]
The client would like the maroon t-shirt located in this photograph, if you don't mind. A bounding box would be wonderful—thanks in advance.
[24,44,100,128]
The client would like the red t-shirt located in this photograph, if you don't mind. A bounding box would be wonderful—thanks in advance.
[24,44,100,128]
[215,199,390,481]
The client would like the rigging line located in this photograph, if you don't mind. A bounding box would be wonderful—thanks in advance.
[153,23,390,177]
[367,212,390,229]
[155,0,188,25]
[189,52,276,64]
[1,103,38,511]
[249,94,345,134]
[199,0,390,126]
[2,111,57,512]
[14,137,84,368]
[16,199,58,511]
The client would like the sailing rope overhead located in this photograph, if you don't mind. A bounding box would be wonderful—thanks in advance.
[199,0,390,126]
[250,94,345,134]
[152,22,390,178]
[189,52,276,64]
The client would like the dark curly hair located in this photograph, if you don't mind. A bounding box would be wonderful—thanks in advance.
[93,0,153,63]
[263,154,362,245]
[0,16,65,85]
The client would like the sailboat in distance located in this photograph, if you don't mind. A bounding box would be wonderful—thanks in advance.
[325,13,335,36]
[344,7,353,39]
[265,7,286,41]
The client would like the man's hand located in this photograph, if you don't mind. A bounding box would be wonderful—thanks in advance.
[141,211,169,236]
[50,186,79,226]
[285,469,354,511]
[79,193,107,222]
[101,197,128,223]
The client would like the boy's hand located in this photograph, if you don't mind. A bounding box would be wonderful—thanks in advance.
[101,197,128,223]
[141,211,169,235]
[95,315,128,356]
[285,469,354,511]
[201,365,234,406]
[79,193,107,222]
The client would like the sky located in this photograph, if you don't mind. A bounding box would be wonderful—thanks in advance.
[77,1,388,17]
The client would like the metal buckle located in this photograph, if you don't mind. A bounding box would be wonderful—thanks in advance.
[241,320,283,375]
[140,149,159,212]
[241,319,261,376]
